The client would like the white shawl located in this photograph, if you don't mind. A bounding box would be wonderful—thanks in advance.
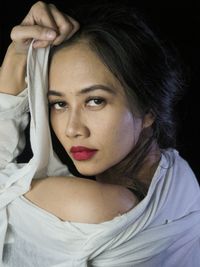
[0,42,200,266]
[0,43,69,261]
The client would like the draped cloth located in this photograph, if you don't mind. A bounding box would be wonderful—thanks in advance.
[0,42,69,263]
[0,42,200,266]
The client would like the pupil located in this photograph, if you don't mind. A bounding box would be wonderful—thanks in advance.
[94,99,101,104]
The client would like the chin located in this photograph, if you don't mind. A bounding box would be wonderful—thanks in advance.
[74,164,104,177]
[77,169,100,177]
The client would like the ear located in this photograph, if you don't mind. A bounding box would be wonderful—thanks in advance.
[142,111,155,129]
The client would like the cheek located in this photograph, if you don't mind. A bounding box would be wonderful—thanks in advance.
[114,112,137,147]
[100,110,142,153]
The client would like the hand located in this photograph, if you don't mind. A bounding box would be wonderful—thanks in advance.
[10,1,79,54]
[0,1,79,95]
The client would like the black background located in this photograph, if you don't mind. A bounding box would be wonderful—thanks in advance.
[0,0,199,181]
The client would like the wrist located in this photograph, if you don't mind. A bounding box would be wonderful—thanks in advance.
[0,43,27,95]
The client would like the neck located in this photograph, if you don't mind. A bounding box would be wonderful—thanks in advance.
[96,141,161,189]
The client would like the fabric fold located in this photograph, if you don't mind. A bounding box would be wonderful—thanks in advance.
[1,41,200,266]
[0,41,69,262]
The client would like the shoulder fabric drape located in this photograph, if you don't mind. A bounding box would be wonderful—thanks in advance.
[1,42,200,266]
[0,42,69,262]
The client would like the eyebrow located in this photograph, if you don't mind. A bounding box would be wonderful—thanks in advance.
[47,84,116,97]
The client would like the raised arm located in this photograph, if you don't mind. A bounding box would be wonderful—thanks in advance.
[0,1,79,96]
[0,2,79,168]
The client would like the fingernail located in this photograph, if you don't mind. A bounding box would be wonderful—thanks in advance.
[46,31,56,39]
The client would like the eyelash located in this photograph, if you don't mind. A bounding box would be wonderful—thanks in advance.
[49,101,67,110]
[86,97,106,107]
[49,97,106,111]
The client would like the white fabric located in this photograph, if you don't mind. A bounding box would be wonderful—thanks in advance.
[0,42,200,266]
[0,42,69,263]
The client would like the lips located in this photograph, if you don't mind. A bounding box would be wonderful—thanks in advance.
[70,146,98,161]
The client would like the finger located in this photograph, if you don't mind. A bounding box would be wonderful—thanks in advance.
[32,40,52,48]
[11,24,57,44]
[21,1,59,33]
[65,15,80,39]
[48,4,80,45]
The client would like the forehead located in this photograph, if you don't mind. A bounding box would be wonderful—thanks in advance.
[49,41,125,95]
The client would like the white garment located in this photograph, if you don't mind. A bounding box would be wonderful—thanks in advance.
[0,43,69,264]
[1,42,200,266]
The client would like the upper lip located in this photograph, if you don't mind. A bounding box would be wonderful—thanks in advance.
[70,146,98,153]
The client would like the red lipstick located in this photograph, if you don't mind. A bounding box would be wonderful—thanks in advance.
[70,146,98,161]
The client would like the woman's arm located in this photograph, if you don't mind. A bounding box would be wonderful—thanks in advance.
[0,1,79,96]
[0,2,79,168]
[0,43,27,95]
[25,176,139,224]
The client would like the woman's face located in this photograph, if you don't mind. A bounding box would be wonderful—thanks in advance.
[48,42,147,176]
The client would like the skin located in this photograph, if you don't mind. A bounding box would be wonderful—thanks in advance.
[0,1,156,224]
[48,41,152,179]
[25,176,138,223]
[0,1,79,95]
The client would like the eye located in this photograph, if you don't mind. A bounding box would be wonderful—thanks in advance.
[49,101,67,110]
[86,97,106,107]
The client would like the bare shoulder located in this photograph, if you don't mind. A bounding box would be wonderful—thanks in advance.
[24,176,138,224]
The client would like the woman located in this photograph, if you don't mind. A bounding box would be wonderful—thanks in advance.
[0,1,200,266]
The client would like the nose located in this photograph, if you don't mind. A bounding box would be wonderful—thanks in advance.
[65,111,90,139]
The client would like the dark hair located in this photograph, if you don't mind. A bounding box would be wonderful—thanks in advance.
[50,2,185,198]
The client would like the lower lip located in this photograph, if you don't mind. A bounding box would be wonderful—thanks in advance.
[71,150,97,161]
